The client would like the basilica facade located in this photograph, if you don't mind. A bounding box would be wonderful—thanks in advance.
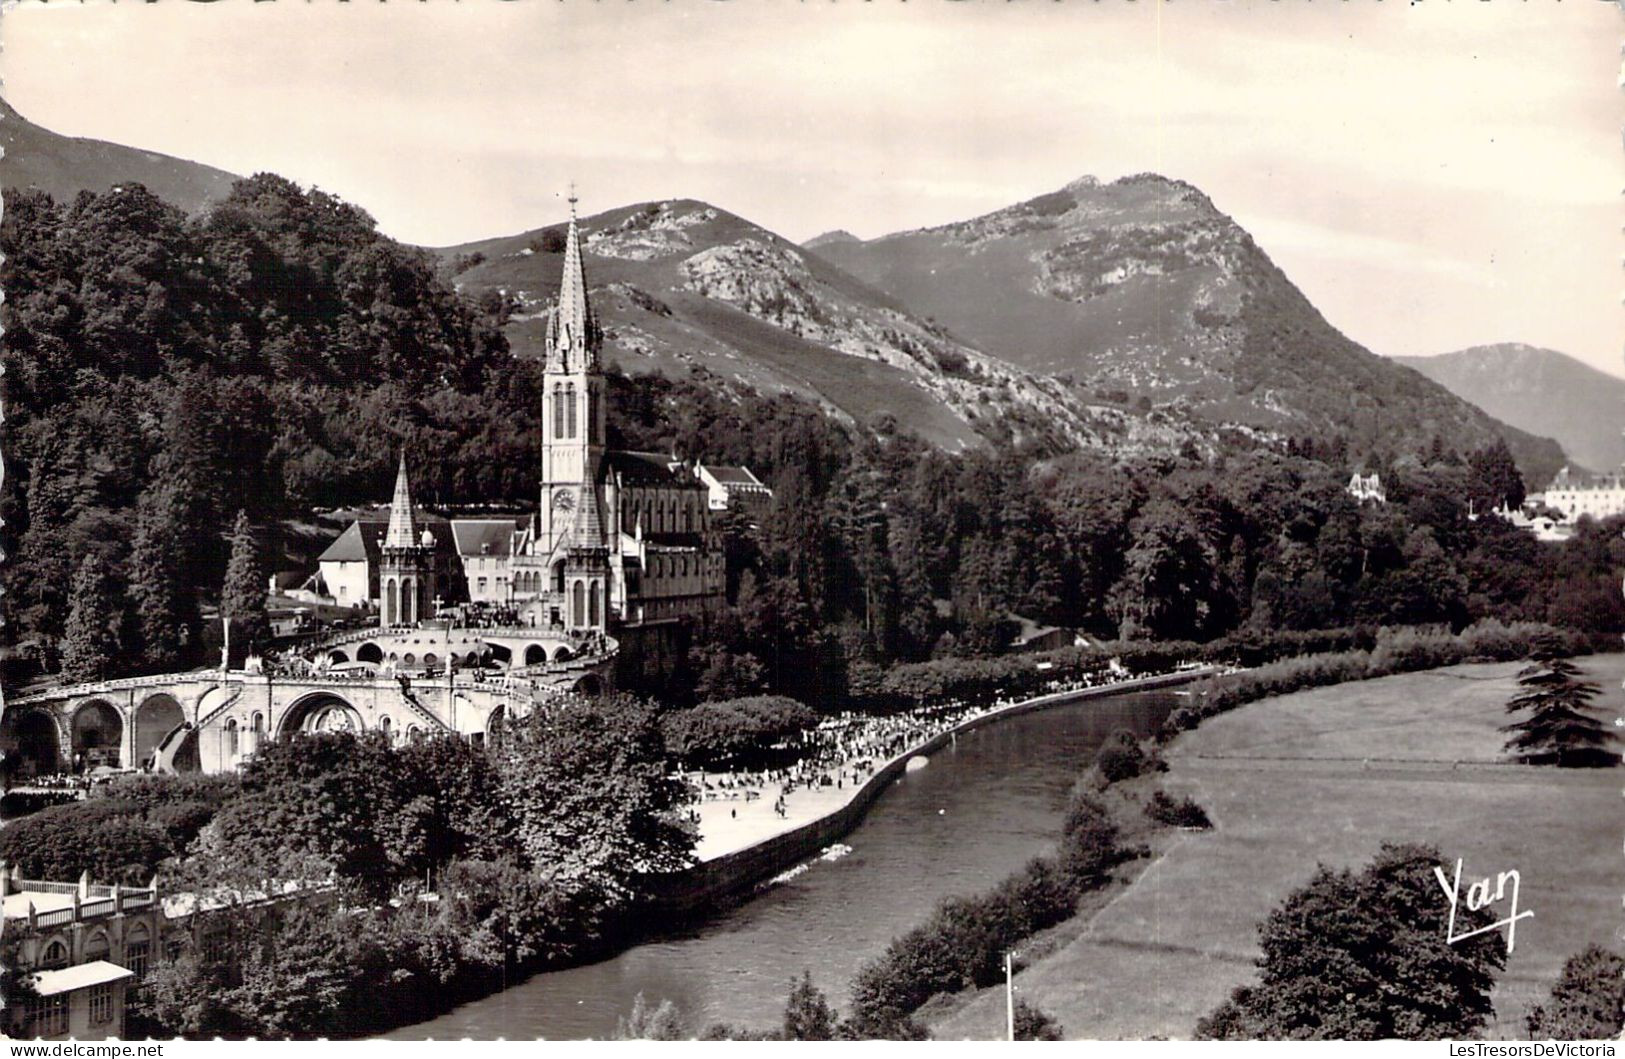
[321,201,729,636]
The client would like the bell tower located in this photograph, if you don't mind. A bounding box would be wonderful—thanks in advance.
[535,190,611,634]
[378,453,436,629]
[538,190,608,557]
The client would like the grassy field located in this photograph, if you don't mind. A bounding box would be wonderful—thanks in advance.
[928,656,1624,1040]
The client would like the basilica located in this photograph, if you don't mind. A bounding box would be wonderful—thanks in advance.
[317,201,738,636]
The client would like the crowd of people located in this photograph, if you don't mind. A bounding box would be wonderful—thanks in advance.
[688,661,1156,817]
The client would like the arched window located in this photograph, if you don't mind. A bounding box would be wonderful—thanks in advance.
[587,387,598,441]
[385,579,398,626]
[84,931,110,964]
[124,924,151,980]
[572,581,585,627]
[42,940,69,969]
[225,719,239,757]
[588,582,600,627]
[380,717,392,742]
[553,386,565,439]
[566,383,578,438]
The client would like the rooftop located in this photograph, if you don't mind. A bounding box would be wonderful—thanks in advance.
[28,961,134,997]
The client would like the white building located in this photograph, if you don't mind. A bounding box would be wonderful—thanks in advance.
[695,463,773,514]
[1540,466,1625,523]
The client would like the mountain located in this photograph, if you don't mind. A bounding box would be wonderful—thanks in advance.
[438,201,1206,455]
[804,229,861,250]
[0,97,238,213]
[1396,344,1624,475]
[809,174,1567,481]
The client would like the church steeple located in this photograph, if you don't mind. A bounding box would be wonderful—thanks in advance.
[384,452,419,549]
[545,189,602,372]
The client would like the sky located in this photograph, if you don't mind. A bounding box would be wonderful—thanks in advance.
[2,0,1620,375]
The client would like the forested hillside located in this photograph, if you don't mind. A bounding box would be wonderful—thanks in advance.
[3,175,1618,706]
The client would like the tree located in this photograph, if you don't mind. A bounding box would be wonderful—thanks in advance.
[1196,843,1505,1040]
[1013,997,1064,1040]
[1108,499,1219,641]
[1502,641,1620,768]
[1524,945,1625,1040]
[495,694,694,902]
[60,552,120,682]
[221,510,269,653]
[203,732,412,893]
[616,993,686,1040]
[783,971,838,1040]
[127,483,199,672]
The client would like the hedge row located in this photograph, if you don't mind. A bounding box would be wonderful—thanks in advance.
[1157,620,1582,743]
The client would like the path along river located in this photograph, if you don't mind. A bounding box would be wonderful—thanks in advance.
[390,684,1182,1040]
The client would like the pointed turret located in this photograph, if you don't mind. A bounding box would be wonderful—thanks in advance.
[545,191,602,372]
[385,452,420,549]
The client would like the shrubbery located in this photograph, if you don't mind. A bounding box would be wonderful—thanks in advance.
[0,775,241,885]
[1158,621,1580,743]
[1145,790,1212,829]
[1525,945,1625,1040]
[1093,729,1149,784]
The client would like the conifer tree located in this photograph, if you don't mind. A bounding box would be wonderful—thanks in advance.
[782,971,837,1041]
[1502,639,1620,768]
[222,510,269,651]
[127,485,199,672]
[61,552,119,683]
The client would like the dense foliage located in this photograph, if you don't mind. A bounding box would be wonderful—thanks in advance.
[0,773,238,884]
[1524,945,1625,1040]
[1197,843,1505,1040]
[659,695,820,769]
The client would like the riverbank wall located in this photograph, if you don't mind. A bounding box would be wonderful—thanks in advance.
[642,667,1216,914]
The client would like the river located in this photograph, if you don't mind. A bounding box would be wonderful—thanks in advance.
[390,685,1182,1039]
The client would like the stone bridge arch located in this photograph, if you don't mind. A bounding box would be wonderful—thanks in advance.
[356,642,384,665]
[71,699,123,769]
[1,707,64,778]
[133,694,185,769]
[278,692,365,738]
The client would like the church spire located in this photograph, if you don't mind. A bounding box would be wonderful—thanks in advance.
[545,188,601,371]
[384,452,420,550]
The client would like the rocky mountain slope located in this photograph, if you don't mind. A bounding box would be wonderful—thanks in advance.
[439,201,1209,454]
[0,97,238,214]
[1396,344,1624,475]
[811,174,1566,480]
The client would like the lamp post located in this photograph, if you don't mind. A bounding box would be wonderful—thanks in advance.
[1005,951,1015,1041]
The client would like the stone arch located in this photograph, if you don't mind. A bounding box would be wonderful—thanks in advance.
[482,704,506,747]
[573,672,605,697]
[133,694,184,769]
[487,643,513,668]
[40,937,70,969]
[71,700,123,769]
[553,645,574,663]
[84,928,111,963]
[356,642,384,665]
[328,649,350,664]
[524,644,547,667]
[424,652,438,669]
[3,708,62,778]
[278,692,363,738]
[403,653,416,666]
